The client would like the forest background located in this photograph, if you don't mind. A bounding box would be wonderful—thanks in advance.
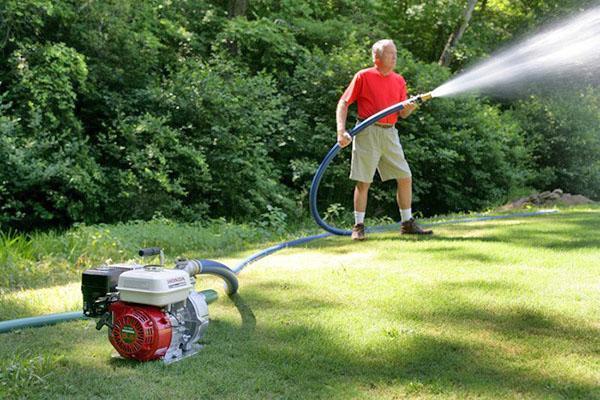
[1,0,599,232]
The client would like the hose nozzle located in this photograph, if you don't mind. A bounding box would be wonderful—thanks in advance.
[414,92,433,105]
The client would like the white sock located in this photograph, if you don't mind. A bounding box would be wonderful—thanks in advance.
[400,208,412,222]
[354,211,365,225]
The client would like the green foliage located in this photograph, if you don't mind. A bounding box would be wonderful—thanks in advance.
[248,1,382,51]
[0,217,301,289]
[281,40,370,212]
[150,58,295,219]
[7,42,87,135]
[214,16,304,75]
[510,90,600,199]
[375,0,467,63]
[256,205,288,235]
[98,113,212,222]
[0,0,55,51]
[0,43,103,229]
[405,96,530,214]
[249,0,370,20]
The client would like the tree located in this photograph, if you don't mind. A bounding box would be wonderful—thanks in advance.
[438,0,478,67]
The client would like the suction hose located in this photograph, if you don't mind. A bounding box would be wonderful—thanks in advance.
[309,93,432,235]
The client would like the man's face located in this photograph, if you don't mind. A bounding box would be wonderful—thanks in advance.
[376,44,397,70]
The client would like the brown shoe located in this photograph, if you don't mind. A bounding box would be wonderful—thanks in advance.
[351,223,366,240]
[401,218,433,235]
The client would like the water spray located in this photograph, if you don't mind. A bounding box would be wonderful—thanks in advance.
[433,5,600,98]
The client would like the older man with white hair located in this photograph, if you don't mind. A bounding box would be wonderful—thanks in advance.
[336,39,432,240]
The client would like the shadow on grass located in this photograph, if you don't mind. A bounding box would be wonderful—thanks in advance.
[401,280,598,344]
[230,280,346,314]
[204,280,598,399]
[406,245,501,264]
[230,293,257,334]
[433,211,600,251]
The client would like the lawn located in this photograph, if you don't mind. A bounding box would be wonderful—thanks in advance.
[1,207,599,399]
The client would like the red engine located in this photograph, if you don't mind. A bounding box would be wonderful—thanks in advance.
[108,301,172,361]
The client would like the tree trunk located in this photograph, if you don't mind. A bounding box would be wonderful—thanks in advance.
[438,0,478,67]
[228,0,248,18]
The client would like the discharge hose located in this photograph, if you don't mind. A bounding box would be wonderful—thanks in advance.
[176,259,239,295]
[2,91,561,333]
[309,94,430,235]
[0,209,557,333]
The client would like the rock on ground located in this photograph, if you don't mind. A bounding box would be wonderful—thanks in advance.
[500,189,595,210]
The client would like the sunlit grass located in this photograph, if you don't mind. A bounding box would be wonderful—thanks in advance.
[0,206,599,399]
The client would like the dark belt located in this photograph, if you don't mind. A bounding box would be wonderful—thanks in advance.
[356,118,395,128]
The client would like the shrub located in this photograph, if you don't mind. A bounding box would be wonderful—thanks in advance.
[97,113,212,222]
[0,44,103,229]
[147,58,296,219]
[510,90,600,200]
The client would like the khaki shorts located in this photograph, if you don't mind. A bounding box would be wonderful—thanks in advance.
[350,124,411,183]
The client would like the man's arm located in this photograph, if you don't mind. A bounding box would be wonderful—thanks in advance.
[336,99,352,148]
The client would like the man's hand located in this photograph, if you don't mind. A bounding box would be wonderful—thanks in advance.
[337,131,352,148]
[399,102,418,119]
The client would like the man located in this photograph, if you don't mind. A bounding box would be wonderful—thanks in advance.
[336,39,432,240]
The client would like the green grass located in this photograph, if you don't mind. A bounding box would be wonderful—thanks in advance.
[1,206,599,399]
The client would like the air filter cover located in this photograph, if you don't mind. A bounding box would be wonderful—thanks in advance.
[117,267,192,306]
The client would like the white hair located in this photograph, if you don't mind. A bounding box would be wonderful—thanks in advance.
[372,39,395,62]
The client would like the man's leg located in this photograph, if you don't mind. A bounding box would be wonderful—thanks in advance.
[354,181,371,214]
[396,177,412,218]
[350,125,379,240]
[352,181,370,240]
[396,177,432,235]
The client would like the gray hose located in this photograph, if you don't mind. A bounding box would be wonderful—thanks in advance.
[0,311,84,334]
[0,289,219,334]
[197,259,239,295]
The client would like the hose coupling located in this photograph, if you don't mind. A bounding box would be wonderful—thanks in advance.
[414,92,433,105]
[175,259,202,276]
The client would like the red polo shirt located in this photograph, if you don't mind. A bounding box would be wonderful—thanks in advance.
[340,67,407,125]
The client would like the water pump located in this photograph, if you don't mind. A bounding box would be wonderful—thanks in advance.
[81,248,238,364]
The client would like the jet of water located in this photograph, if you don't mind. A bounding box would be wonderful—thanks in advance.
[431,5,600,98]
